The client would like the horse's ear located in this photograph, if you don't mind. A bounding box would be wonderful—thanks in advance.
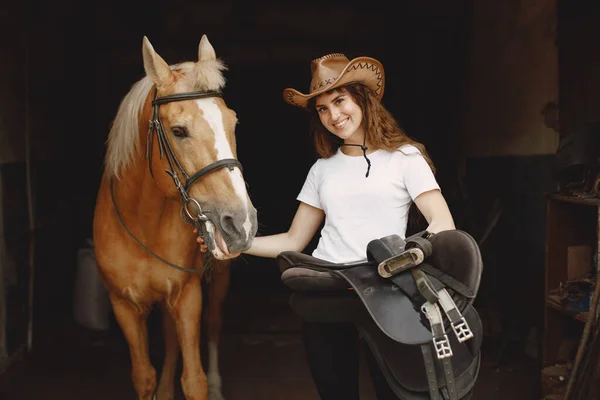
[198,34,216,62]
[142,36,175,88]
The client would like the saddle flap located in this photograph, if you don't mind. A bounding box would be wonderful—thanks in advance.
[334,265,434,345]
[426,230,483,299]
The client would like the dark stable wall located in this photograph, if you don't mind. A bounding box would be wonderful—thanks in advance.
[13,1,576,369]
[457,0,600,370]
[9,0,600,376]
[4,0,470,325]
[558,0,600,135]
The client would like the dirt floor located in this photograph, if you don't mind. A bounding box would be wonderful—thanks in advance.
[0,281,540,400]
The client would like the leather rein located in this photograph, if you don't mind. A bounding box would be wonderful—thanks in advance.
[110,88,242,274]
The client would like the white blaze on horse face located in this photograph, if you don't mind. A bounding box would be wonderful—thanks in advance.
[195,98,253,238]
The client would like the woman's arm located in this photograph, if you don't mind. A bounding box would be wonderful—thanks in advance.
[243,202,325,258]
[413,189,456,234]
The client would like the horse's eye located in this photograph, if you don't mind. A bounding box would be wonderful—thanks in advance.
[171,127,188,138]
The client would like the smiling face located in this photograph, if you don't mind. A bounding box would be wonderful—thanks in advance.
[315,88,365,144]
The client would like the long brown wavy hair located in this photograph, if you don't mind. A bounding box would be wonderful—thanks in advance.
[307,83,435,173]
[307,82,435,228]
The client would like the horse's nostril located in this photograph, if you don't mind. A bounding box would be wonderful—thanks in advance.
[220,214,238,236]
[219,210,257,244]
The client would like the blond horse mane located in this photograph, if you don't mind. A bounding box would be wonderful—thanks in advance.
[104,59,228,179]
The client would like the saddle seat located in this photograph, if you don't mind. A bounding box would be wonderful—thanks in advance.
[277,230,484,400]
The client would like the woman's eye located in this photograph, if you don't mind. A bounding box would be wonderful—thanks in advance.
[172,127,188,138]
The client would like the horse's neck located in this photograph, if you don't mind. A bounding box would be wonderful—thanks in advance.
[115,162,185,237]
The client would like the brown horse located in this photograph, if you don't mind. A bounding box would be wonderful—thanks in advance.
[93,35,258,400]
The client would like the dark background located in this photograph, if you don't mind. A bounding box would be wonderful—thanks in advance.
[2,0,599,381]
[25,0,471,292]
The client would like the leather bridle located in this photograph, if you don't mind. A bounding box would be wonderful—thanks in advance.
[110,88,242,273]
[146,88,242,223]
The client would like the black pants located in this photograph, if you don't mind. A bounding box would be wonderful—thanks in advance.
[301,321,399,400]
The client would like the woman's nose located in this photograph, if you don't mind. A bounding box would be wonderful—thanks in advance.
[330,108,340,119]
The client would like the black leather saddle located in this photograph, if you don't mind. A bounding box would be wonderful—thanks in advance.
[277,230,483,400]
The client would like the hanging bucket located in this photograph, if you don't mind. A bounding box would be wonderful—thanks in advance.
[73,240,111,330]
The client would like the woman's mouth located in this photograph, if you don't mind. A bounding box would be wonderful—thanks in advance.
[333,118,348,129]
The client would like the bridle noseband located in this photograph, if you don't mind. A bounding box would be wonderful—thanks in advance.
[110,88,242,273]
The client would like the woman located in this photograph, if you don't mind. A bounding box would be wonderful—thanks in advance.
[198,53,456,399]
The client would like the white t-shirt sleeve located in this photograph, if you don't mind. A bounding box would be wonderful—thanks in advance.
[400,146,440,200]
[297,161,323,210]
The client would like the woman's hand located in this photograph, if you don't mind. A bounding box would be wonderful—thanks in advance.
[192,227,208,253]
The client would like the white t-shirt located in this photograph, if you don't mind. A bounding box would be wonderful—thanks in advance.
[297,144,440,263]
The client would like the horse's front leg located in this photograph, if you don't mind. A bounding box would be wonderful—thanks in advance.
[204,263,231,400]
[172,276,207,400]
[155,303,180,400]
[110,293,156,400]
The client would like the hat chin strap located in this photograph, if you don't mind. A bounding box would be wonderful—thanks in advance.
[341,133,372,178]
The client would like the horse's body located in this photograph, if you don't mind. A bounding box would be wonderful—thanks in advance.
[93,35,257,400]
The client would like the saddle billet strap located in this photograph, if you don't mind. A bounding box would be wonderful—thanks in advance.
[420,270,474,344]
[421,336,459,400]
[422,344,441,400]
[422,302,459,400]
[421,345,459,400]
[422,301,453,359]
[438,289,474,343]
[421,272,474,344]
[440,350,459,400]
[395,267,474,345]
[388,264,447,304]
[412,268,440,303]
[389,268,429,303]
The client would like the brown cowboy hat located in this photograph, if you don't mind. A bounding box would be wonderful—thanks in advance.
[283,53,385,109]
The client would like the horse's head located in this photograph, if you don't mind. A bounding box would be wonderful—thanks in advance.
[141,35,257,260]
